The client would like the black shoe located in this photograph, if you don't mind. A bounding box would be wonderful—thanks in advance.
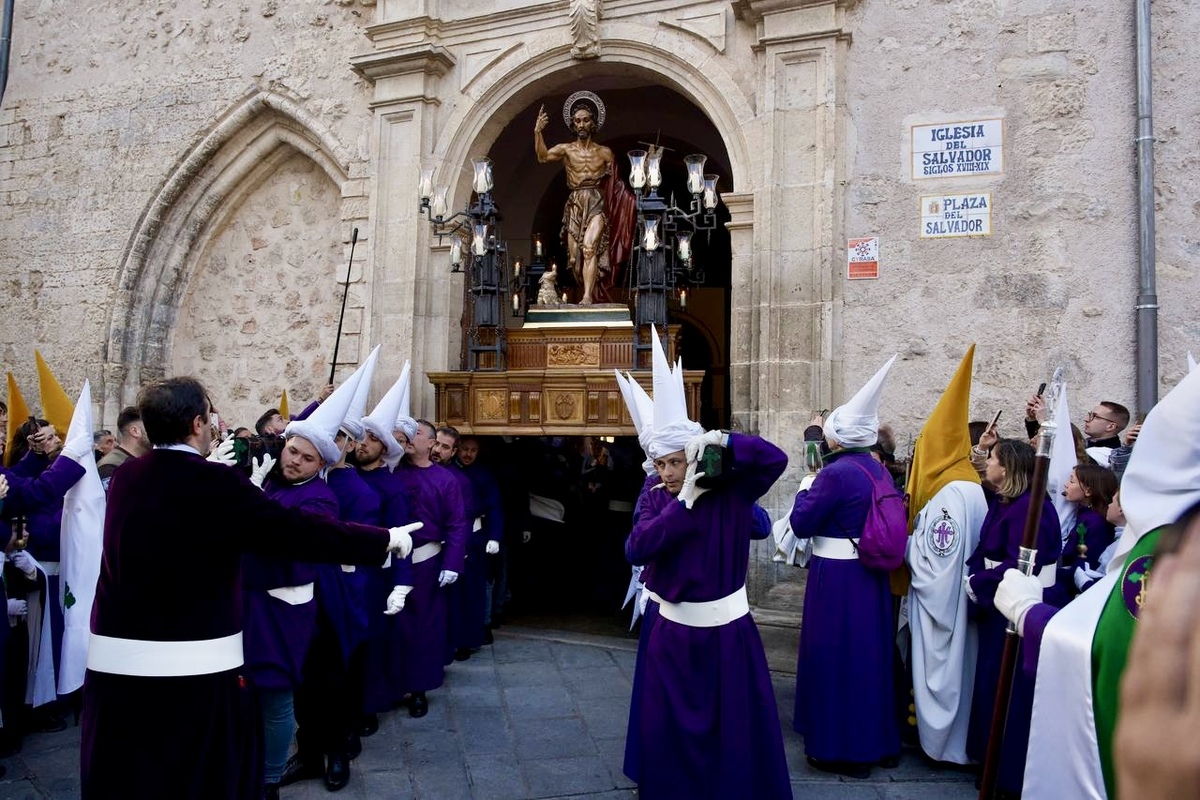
[325,753,350,791]
[879,754,900,769]
[358,714,379,737]
[279,752,323,786]
[483,628,494,645]
[265,782,280,800]
[454,647,472,662]
[806,756,871,780]
[346,734,362,761]
[408,692,429,718]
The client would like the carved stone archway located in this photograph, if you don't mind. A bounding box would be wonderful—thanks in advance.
[100,88,368,424]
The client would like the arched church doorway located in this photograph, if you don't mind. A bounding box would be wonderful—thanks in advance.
[450,74,734,636]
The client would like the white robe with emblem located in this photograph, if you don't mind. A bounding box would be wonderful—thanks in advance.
[906,480,988,764]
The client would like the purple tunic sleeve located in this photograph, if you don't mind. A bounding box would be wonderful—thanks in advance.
[2,455,85,516]
[967,492,1061,610]
[626,496,701,564]
[750,503,771,540]
[1021,602,1058,679]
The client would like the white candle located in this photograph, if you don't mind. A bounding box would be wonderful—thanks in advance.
[534,237,543,258]
[678,237,691,261]
[512,294,520,312]
[703,187,717,210]
[643,225,658,251]
[418,168,433,202]
[647,161,661,188]
[679,288,688,308]
[449,239,462,267]
[562,291,568,303]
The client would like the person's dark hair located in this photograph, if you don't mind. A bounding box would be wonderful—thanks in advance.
[416,419,436,438]
[138,377,208,446]
[9,417,51,466]
[0,400,7,414]
[255,408,281,436]
[93,429,112,445]
[1099,401,1131,432]
[968,421,989,446]
[116,406,142,436]
[992,438,1035,500]
[436,425,461,446]
[1074,463,1119,514]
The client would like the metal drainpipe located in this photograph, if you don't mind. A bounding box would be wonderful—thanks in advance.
[1134,0,1159,414]
[0,0,14,109]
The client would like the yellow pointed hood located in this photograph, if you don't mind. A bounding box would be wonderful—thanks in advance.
[35,350,74,439]
[5,372,31,467]
[278,389,290,420]
[906,344,980,531]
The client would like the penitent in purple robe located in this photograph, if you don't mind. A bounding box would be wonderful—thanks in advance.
[964,488,1060,795]
[790,449,902,764]
[443,462,478,662]
[241,476,338,690]
[82,448,390,800]
[624,434,792,800]
[324,467,380,660]
[458,461,504,651]
[356,464,414,712]
[393,461,468,694]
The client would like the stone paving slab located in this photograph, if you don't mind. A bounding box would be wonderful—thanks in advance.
[0,626,976,799]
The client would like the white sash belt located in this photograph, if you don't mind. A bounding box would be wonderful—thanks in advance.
[608,500,634,513]
[88,631,244,677]
[984,558,1056,588]
[266,583,315,605]
[40,561,61,576]
[341,565,356,573]
[412,542,443,564]
[811,537,858,560]
[646,585,749,628]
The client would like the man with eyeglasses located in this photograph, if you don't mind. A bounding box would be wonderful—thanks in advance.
[1026,396,1130,448]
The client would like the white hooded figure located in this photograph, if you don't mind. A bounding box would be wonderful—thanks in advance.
[338,345,382,442]
[360,361,411,470]
[284,350,375,471]
[647,326,703,461]
[1016,366,1200,799]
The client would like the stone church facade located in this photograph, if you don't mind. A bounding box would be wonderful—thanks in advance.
[0,0,1196,597]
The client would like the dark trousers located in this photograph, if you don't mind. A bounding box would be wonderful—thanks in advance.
[294,613,365,759]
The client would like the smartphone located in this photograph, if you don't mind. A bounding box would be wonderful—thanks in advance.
[819,409,830,418]
[990,409,1003,431]
[696,444,727,488]
[1036,382,1047,397]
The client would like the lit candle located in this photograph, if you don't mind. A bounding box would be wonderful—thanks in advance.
[449,238,462,267]
[684,154,706,194]
[677,233,691,262]
[562,291,568,303]
[431,186,449,219]
[703,174,719,210]
[642,218,659,251]
[534,236,543,258]
[514,259,522,276]
[628,150,647,190]
[418,167,434,202]
[512,293,520,313]
[473,224,488,256]
[679,288,688,308]
[472,157,493,194]
[647,150,662,189]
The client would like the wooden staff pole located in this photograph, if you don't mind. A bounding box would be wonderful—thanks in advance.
[328,228,359,385]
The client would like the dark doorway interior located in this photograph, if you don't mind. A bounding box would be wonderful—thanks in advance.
[474,434,648,639]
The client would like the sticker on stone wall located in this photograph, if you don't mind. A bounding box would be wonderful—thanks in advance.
[920,193,992,238]
[911,119,1004,179]
[848,236,879,280]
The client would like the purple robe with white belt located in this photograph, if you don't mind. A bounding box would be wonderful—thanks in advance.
[324,467,378,659]
[394,460,468,694]
[241,476,337,690]
[356,464,414,712]
[624,433,792,800]
[81,448,390,800]
[790,448,901,764]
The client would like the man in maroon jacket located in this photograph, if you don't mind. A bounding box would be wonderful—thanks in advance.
[80,376,418,800]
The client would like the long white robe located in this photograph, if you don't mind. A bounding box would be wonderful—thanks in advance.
[906,480,987,764]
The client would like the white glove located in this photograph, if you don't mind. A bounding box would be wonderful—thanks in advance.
[384,585,413,615]
[10,550,36,579]
[439,570,459,587]
[677,461,710,510]
[684,429,728,465]
[387,522,423,558]
[994,569,1044,636]
[0,473,8,500]
[207,437,237,466]
[7,599,26,617]
[61,433,94,462]
[522,531,532,544]
[963,574,978,603]
[1074,564,1103,591]
[249,454,276,489]
[486,540,500,555]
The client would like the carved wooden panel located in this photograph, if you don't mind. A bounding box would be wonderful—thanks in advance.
[529,391,542,423]
[447,386,466,423]
[475,389,507,421]
[546,342,599,368]
[586,390,600,422]
[547,390,583,422]
[509,391,523,422]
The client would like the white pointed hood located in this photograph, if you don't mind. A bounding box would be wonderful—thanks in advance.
[394,360,418,445]
[648,326,702,459]
[360,361,409,467]
[284,366,367,467]
[615,370,657,474]
[1115,366,1200,571]
[824,355,898,448]
[1188,351,1197,373]
[339,345,382,442]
